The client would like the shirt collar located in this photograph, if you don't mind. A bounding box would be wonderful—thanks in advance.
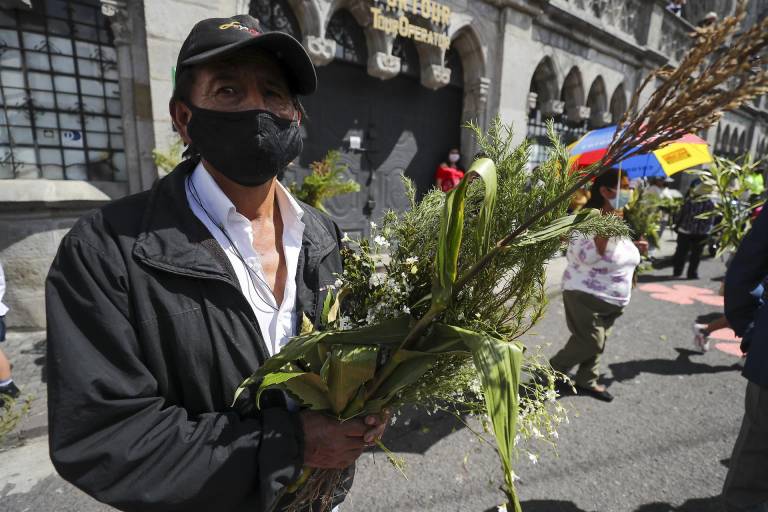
[189,161,304,230]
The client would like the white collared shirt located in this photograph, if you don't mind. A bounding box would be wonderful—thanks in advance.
[185,162,305,356]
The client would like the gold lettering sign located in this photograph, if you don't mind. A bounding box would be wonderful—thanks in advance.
[370,0,451,50]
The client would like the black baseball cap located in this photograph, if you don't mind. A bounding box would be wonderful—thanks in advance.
[175,15,317,95]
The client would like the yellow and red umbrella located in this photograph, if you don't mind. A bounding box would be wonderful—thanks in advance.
[568,126,713,177]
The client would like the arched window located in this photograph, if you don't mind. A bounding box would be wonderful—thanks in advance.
[326,10,366,65]
[392,36,419,78]
[444,45,463,88]
[249,0,300,39]
[610,84,627,124]
[0,0,124,181]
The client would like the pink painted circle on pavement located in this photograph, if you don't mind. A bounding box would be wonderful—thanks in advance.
[714,342,745,357]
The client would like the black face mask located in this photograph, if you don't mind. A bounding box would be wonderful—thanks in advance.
[185,103,303,187]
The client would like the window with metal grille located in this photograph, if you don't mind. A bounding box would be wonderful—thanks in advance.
[526,110,587,167]
[249,0,300,39]
[326,10,367,66]
[0,0,124,181]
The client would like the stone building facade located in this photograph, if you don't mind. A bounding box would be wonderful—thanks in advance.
[0,0,766,328]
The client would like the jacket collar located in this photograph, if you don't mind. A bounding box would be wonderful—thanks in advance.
[133,158,338,280]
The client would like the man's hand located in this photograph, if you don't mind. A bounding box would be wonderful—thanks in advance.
[300,409,391,469]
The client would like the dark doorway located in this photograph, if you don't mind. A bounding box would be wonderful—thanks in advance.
[297,61,463,238]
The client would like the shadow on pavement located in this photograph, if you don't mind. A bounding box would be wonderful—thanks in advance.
[637,274,680,283]
[20,338,47,383]
[497,500,593,512]
[377,405,467,454]
[634,495,723,511]
[606,348,741,384]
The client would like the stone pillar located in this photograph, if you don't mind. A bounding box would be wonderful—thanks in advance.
[102,0,157,194]
[495,5,539,145]
[462,77,491,159]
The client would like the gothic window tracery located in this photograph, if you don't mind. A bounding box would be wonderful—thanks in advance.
[249,0,300,38]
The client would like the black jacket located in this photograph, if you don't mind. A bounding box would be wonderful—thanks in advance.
[45,158,344,512]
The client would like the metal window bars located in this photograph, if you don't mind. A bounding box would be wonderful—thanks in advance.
[0,0,125,181]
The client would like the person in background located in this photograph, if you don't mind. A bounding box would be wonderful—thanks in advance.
[672,180,715,279]
[435,148,464,192]
[0,259,19,406]
[722,206,768,512]
[550,169,647,402]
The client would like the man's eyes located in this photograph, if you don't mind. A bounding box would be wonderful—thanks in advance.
[214,86,238,96]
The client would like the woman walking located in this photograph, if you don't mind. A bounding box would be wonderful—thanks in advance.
[550,169,646,402]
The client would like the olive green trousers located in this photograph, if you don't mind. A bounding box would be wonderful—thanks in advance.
[550,289,624,388]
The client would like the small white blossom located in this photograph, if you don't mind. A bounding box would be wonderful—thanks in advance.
[370,221,377,230]
[401,305,411,314]
[551,431,559,440]
[528,452,538,465]
[531,427,544,439]
[545,389,558,403]
[341,232,352,243]
[497,505,508,512]
[369,273,386,288]
[373,235,390,248]
[334,278,343,288]
[405,256,418,265]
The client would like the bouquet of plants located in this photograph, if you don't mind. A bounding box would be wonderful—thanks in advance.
[690,155,765,257]
[235,2,767,510]
[237,121,625,511]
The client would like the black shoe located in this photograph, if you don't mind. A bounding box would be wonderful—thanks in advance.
[574,384,614,402]
[0,381,20,399]
[687,274,699,280]
[672,272,682,278]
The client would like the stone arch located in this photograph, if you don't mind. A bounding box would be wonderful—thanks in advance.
[561,66,587,124]
[715,123,722,151]
[738,131,747,154]
[609,83,627,125]
[730,128,740,155]
[721,125,731,155]
[447,24,488,162]
[586,76,609,128]
[529,56,560,117]
[326,0,389,64]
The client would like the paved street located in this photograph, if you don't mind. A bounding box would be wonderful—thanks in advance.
[0,253,747,512]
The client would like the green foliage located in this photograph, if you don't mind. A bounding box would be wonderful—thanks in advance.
[690,155,764,256]
[624,188,664,247]
[289,150,360,212]
[152,138,184,175]
[0,395,32,443]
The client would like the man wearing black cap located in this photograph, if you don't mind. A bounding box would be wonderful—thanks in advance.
[46,15,385,512]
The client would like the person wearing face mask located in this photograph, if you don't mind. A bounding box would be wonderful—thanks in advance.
[550,169,646,402]
[672,179,716,280]
[45,15,387,512]
[435,147,464,192]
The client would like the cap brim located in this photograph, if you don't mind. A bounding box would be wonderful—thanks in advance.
[179,32,317,95]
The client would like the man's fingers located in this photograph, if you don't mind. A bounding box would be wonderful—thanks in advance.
[339,419,368,437]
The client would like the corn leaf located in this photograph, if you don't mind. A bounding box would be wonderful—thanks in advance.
[283,373,333,411]
[252,371,333,411]
[433,158,497,311]
[326,345,378,415]
[514,209,599,247]
[361,349,438,415]
[452,326,524,512]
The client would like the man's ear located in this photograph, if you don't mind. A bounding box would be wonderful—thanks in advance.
[169,99,193,145]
